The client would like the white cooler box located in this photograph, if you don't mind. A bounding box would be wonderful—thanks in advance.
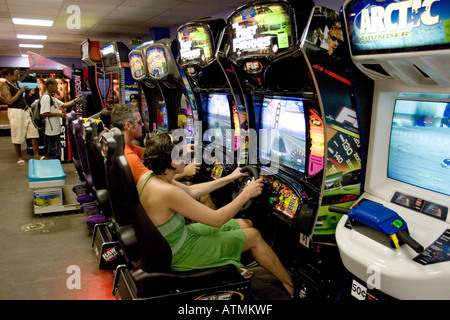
[28,159,79,214]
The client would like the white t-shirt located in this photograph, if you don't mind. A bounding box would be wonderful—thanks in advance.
[39,94,64,136]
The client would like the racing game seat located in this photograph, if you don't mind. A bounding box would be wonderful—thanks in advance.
[101,128,251,300]
[82,119,112,219]
[66,111,89,196]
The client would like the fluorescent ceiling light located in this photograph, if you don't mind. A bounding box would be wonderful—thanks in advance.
[17,34,47,40]
[19,44,44,48]
[12,18,53,27]
[21,54,29,57]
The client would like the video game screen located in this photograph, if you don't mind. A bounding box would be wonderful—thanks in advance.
[388,98,450,196]
[177,24,214,66]
[203,93,232,145]
[129,52,146,79]
[146,47,168,78]
[157,101,168,132]
[100,43,115,57]
[259,96,307,173]
[229,3,294,60]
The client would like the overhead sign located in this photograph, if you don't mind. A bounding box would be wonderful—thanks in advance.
[344,0,450,55]
[27,51,72,79]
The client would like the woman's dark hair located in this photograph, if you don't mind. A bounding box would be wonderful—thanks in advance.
[143,132,175,175]
[99,107,112,129]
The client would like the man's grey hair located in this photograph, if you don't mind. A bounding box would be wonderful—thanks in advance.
[110,103,139,130]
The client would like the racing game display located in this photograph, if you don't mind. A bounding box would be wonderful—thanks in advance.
[203,93,232,145]
[388,97,450,196]
[229,3,294,60]
[177,24,215,66]
[259,96,307,173]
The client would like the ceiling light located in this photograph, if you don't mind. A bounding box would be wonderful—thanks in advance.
[17,34,48,40]
[12,18,53,27]
[19,44,44,48]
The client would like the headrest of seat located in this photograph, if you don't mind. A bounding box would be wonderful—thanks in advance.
[99,128,119,158]
[83,119,97,139]
[67,110,76,123]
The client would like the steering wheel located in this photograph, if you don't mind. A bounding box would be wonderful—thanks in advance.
[231,165,260,212]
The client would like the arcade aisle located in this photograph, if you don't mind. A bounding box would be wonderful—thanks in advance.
[0,133,289,300]
[0,134,114,300]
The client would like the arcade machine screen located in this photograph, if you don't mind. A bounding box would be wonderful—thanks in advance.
[259,96,307,174]
[203,93,232,145]
[156,101,168,132]
[177,24,214,66]
[229,3,294,60]
[388,97,450,202]
[146,48,168,78]
[202,93,233,178]
[101,43,116,68]
[129,52,146,79]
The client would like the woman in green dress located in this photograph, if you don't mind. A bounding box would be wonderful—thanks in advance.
[137,132,294,297]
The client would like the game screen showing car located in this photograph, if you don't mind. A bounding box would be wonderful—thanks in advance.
[177,24,214,66]
[259,96,307,173]
[229,3,294,59]
[388,98,450,196]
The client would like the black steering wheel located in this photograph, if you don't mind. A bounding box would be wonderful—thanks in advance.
[231,165,260,212]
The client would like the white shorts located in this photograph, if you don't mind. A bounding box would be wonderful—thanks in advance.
[7,108,40,144]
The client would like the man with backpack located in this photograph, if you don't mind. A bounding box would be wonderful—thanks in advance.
[40,77,81,160]
[0,68,40,165]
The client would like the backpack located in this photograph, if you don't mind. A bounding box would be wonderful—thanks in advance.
[29,93,53,130]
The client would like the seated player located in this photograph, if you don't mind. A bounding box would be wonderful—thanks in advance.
[137,132,294,296]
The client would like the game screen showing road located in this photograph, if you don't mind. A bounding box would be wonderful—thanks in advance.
[259,96,307,173]
[204,93,232,145]
[388,98,450,196]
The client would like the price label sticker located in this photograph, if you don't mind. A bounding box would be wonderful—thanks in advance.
[351,279,367,300]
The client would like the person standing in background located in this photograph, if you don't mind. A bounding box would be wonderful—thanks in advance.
[40,77,81,160]
[0,68,39,165]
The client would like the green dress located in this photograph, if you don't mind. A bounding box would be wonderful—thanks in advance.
[139,173,246,271]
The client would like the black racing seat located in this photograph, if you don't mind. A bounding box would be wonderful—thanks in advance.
[66,111,89,195]
[68,112,121,270]
[82,119,112,220]
[101,128,251,300]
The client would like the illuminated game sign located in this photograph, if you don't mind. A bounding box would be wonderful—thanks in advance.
[345,0,450,55]
[177,24,215,66]
[146,47,168,78]
[101,43,115,57]
[129,52,146,80]
[229,3,294,59]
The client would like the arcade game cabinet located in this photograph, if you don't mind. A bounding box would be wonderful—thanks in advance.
[142,38,195,133]
[100,41,138,106]
[128,42,154,138]
[80,38,105,116]
[335,0,450,300]
[175,18,248,195]
[223,0,363,299]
